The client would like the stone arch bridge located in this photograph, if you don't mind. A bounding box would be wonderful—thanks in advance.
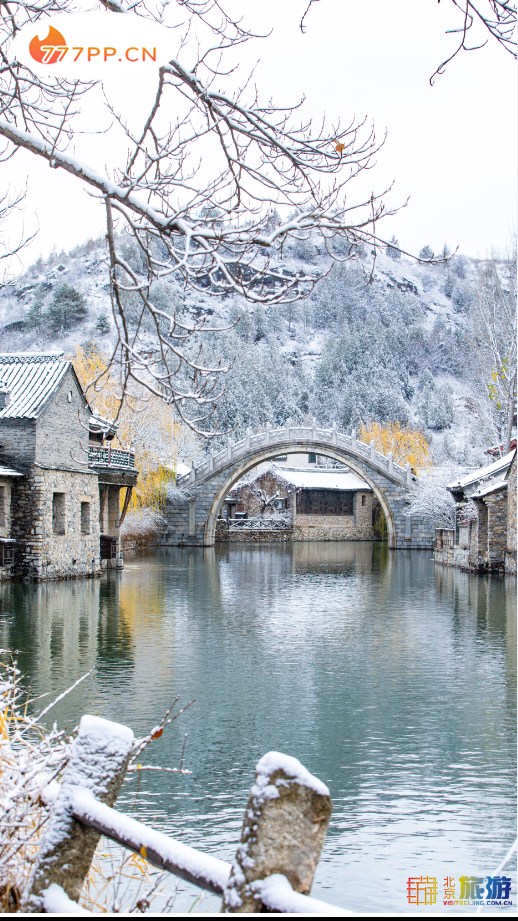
[166,423,435,549]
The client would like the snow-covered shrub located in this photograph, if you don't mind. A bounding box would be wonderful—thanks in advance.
[404,469,476,529]
[0,658,72,909]
[120,508,167,543]
[166,484,194,506]
[0,657,194,913]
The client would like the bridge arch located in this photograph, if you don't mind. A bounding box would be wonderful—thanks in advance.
[204,443,396,547]
[171,424,435,549]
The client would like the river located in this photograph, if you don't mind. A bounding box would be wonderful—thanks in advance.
[1,542,516,913]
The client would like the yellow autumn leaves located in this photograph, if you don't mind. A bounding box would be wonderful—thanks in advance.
[358,421,433,471]
[72,344,199,513]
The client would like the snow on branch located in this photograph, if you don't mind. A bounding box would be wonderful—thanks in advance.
[0,0,434,433]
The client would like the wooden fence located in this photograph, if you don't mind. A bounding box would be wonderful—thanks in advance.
[23,716,352,915]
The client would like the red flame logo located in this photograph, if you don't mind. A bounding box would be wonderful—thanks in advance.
[29,26,67,65]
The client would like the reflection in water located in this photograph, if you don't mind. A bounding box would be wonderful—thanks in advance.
[0,544,515,913]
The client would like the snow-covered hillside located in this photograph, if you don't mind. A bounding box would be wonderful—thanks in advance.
[0,234,509,465]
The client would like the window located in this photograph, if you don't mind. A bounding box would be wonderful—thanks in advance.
[52,493,66,535]
[81,502,91,534]
[0,541,14,566]
[0,486,5,528]
[308,453,317,464]
[296,489,353,516]
[361,494,366,506]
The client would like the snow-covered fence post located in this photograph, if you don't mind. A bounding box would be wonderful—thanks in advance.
[332,421,337,445]
[405,462,412,486]
[370,440,376,463]
[265,423,271,445]
[245,428,250,451]
[227,438,232,461]
[222,752,332,913]
[25,716,134,911]
[208,452,214,473]
[388,451,394,475]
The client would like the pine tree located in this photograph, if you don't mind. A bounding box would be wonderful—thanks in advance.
[419,245,434,260]
[96,313,110,336]
[24,300,44,331]
[387,235,401,260]
[47,284,87,332]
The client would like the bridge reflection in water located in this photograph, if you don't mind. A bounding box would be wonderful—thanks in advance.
[0,543,515,913]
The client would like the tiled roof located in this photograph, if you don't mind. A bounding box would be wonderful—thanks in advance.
[0,465,23,477]
[0,353,73,419]
[447,449,516,491]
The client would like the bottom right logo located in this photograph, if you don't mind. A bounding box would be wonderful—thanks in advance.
[407,875,513,907]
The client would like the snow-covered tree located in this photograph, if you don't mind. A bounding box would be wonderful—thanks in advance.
[404,468,475,529]
[466,248,517,451]
[387,235,402,260]
[0,0,407,432]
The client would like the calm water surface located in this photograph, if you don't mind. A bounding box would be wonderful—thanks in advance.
[1,543,516,913]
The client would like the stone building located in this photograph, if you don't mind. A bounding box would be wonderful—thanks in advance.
[220,463,374,541]
[0,352,138,580]
[434,449,516,574]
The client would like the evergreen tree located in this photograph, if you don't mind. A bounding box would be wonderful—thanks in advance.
[419,245,434,260]
[24,300,44,331]
[444,274,455,298]
[47,284,87,332]
[96,313,110,335]
[387,235,401,260]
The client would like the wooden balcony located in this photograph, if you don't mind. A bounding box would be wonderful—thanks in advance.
[88,445,135,469]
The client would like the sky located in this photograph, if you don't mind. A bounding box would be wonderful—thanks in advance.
[3,0,517,269]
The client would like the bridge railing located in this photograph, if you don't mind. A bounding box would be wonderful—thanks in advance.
[229,516,291,530]
[26,715,351,916]
[179,423,415,488]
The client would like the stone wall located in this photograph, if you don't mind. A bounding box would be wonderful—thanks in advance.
[215,519,376,543]
[35,366,90,470]
[11,465,102,580]
[506,456,516,574]
[0,418,36,467]
[485,491,508,565]
[434,546,470,569]
[292,524,375,541]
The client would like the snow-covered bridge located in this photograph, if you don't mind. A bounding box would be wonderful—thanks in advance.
[168,423,435,549]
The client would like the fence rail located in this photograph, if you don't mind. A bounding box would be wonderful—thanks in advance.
[229,516,291,531]
[24,715,351,915]
[88,446,135,469]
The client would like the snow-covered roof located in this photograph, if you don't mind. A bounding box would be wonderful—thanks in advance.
[0,465,23,477]
[0,353,73,420]
[470,480,508,499]
[268,464,369,492]
[447,450,515,491]
[88,412,118,439]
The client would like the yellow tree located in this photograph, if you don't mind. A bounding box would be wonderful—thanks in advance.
[72,344,201,512]
[358,421,433,471]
